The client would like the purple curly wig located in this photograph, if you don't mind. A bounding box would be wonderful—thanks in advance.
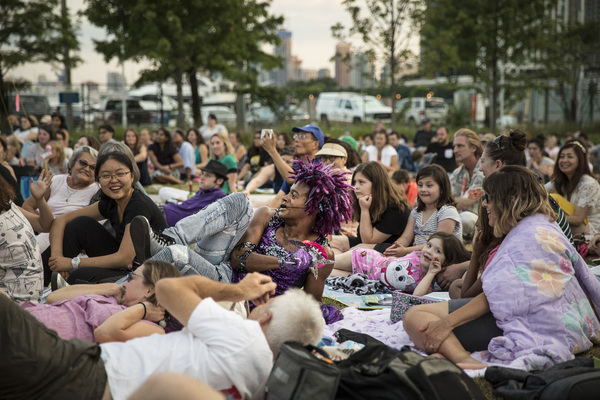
[288,158,354,236]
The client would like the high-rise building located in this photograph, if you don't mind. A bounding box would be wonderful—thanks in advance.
[335,42,351,88]
[349,52,375,89]
[271,30,293,87]
[318,68,331,79]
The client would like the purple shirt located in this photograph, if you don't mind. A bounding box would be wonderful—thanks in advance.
[162,188,226,226]
[21,294,126,343]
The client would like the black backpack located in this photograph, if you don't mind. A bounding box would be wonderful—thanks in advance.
[264,329,486,400]
[485,357,600,400]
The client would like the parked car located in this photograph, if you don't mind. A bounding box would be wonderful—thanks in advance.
[395,97,448,126]
[93,99,153,127]
[7,93,53,121]
[316,92,392,124]
[247,103,310,127]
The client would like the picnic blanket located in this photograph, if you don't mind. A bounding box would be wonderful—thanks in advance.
[481,213,600,370]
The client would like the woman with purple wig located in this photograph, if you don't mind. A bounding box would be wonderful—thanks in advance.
[132,158,354,304]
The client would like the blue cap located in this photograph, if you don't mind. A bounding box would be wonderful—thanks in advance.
[292,124,324,147]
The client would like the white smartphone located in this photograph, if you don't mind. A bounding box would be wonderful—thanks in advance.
[261,129,274,139]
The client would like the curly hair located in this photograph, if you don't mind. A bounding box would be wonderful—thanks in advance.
[288,157,354,236]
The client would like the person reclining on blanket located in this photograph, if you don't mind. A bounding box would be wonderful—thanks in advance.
[0,272,324,400]
[18,260,180,344]
[403,166,600,371]
[131,158,354,304]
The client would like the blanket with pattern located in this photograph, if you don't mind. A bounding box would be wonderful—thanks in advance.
[480,214,600,370]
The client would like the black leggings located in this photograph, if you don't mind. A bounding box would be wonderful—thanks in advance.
[42,216,128,285]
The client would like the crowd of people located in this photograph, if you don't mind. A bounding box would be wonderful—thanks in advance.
[1,111,600,399]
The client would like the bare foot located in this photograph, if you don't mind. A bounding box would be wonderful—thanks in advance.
[454,354,487,370]
[457,361,487,370]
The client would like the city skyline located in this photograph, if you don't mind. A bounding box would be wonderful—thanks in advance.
[10,0,355,86]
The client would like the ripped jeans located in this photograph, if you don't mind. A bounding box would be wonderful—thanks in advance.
[151,193,254,282]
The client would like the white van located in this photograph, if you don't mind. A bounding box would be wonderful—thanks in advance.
[316,92,392,124]
[396,97,448,126]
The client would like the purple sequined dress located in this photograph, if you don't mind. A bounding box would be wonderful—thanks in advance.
[231,215,328,297]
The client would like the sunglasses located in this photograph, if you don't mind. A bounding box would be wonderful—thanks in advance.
[483,193,490,203]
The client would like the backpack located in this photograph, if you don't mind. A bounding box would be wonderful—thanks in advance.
[264,329,486,400]
[485,357,600,400]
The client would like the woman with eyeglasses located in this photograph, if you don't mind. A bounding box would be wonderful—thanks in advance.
[15,260,181,344]
[22,145,100,253]
[43,148,167,285]
[405,166,600,370]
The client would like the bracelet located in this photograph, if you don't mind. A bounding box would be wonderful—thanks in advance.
[138,302,147,319]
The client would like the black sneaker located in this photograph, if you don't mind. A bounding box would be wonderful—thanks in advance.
[130,215,175,263]
[51,271,69,291]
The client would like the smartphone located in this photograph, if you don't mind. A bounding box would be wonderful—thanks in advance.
[261,129,273,139]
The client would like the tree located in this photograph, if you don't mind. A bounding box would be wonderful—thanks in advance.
[0,0,80,131]
[418,0,556,133]
[537,20,599,123]
[332,0,420,131]
[84,0,282,129]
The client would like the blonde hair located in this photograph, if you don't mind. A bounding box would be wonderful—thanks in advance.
[482,166,556,236]
[48,140,66,166]
[454,128,483,158]
[209,131,234,159]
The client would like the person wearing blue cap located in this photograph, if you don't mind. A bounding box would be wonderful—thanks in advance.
[261,124,324,207]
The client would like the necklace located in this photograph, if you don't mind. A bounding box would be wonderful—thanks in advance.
[64,176,78,202]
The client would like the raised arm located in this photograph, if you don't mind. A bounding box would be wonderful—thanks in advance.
[230,207,280,272]
[155,273,276,327]
[19,171,54,232]
[261,134,294,184]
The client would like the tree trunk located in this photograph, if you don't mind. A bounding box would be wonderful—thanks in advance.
[0,69,8,135]
[188,69,202,127]
[175,71,185,128]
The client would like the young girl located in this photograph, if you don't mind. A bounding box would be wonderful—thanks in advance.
[384,164,462,258]
[209,132,238,194]
[45,140,68,175]
[353,232,470,296]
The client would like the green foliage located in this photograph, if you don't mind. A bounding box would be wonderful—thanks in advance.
[0,0,80,129]
[83,0,283,128]
[332,0,420,130]
[418,0,557,132]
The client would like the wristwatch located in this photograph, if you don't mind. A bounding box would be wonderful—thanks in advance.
[71,256,80,270]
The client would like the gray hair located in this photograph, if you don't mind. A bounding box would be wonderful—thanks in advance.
[68,145,99,172]
[98,142,140,183]
[264,289,324,357]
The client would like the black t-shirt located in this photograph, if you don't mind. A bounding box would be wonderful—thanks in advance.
[426,141,456,173]
[245,147,272,174]
[414,129,435,148]
[350,205,410,246]
[98,189,167,242]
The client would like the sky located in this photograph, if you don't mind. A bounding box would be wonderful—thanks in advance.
[10,0,356,86]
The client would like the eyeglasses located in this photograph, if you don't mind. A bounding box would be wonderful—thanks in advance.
[127,271,144,282]
[293,133,315,141]
[99,170,131,181]
[77,159,96,171]
[199,171,215,178]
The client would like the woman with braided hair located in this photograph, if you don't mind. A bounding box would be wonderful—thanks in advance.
[131,158,354,302]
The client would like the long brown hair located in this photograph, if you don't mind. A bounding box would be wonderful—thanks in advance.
[0,175,15,211]
[414,164,456,212]
[482,166,556,237]
[351,161,407,223]
[552,140,590,200]
[125,128,142,156]
[140,260,181,305]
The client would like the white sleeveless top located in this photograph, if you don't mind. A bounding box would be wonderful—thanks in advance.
[47,174,100,217]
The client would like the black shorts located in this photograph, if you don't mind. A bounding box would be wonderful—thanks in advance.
[448,298,504,352]
[0,295,107,400]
